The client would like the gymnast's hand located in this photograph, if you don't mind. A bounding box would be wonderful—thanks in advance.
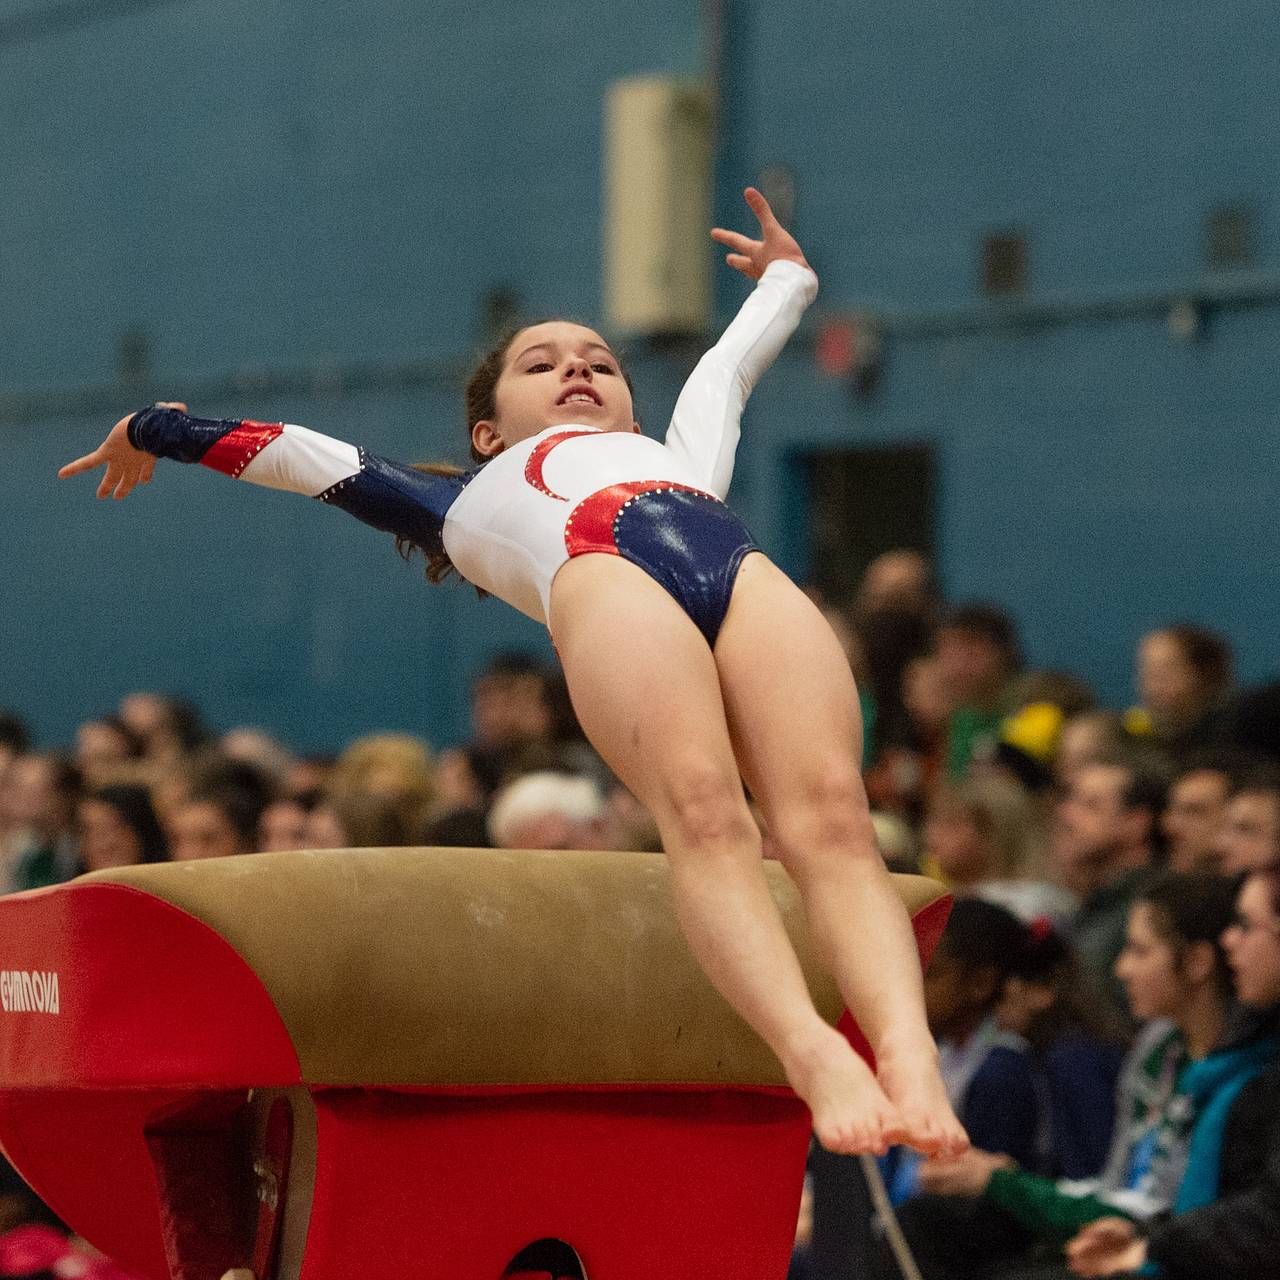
[711,186,813,282]
[58,402,186,499]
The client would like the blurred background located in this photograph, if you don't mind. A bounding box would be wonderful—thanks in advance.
[3,4,1280,1278]
[5,0,1277,748]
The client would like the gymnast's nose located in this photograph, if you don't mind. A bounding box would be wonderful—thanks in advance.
[562,358,592,380]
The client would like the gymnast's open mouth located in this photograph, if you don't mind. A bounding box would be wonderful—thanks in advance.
[557,384,602,406]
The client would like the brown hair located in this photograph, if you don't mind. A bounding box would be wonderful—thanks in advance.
[398,322,634,586]
[1139,870,1239,1003]
[929,775,1042,879]
[1154,623,1235,700]
[464,321,636,460]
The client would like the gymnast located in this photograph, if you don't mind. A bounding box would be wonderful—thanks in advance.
[60,188,967,1158]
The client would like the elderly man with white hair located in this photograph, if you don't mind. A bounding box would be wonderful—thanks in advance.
[487,771,609,851]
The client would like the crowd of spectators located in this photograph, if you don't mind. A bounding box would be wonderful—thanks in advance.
[2,549,1279,1278]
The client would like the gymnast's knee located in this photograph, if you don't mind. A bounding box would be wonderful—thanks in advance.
[767,768,880,875]
[658,765,759,857]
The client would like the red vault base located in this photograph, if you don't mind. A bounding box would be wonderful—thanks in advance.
[0,853,949,1280]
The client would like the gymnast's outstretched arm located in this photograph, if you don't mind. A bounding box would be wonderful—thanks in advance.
[663,187,818,499]
[59,404,465,558]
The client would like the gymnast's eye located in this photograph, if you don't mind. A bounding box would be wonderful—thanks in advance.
[591,363,616,375]
[526,362,553,373]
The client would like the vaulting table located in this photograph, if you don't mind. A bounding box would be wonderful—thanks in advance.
[0,847,948,1280]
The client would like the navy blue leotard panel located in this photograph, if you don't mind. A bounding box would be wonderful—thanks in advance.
[567,484,759,648]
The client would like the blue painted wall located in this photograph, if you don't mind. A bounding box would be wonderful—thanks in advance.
[724,0,1280,705]
[4,0,1278,749]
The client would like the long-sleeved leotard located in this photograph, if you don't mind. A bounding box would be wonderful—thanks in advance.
[129,259,817,644]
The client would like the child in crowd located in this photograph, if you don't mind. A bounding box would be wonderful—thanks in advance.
[874,900,1049,1278]
[60,189,965,1157]
[994,918,1127,1181]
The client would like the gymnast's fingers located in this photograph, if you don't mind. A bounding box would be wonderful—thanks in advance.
[95,463,120,500]
[710,227,760,254]
[112,463,142,499]
[58,448,106,479]
[725,253,761,279]
[140,456,156,485]
[744,185,779,229]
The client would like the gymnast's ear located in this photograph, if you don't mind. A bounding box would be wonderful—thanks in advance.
[471,419,505,458]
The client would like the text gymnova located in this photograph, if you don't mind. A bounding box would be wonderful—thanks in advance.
[0,971,60,1015]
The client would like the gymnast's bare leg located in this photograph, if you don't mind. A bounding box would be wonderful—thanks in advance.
[715,553,968,1156]
[550,552,910,1155]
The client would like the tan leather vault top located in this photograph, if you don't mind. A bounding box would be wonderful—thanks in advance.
[82,847,945,1088]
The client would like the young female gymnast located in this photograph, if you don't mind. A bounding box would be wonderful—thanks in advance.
[61,188,966,1159]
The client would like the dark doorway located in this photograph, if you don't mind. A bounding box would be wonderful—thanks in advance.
[799,445,936,603]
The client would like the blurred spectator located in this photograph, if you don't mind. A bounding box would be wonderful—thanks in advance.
[987,672,1096,795]
[117,692,207,764]
[0,714,32,773]
[856,549,937,618]
[5,754,82,892]
[1161,755,1236,874]
[306,788,413,848]
[329,733,434,836]
[877,901,1051,1277]
[77,785,167,871]
[471,653,554,746]
[864,653,950,817]
[0,763,22,875]
[220,727,295,789]
[0,720,31,885]
[924,901,1050,1167]
[936,603,1022,781]
[1135,624,1234,760]
[1218,764,1280,876]
[923,776,1071,925]
[998,921,1128,1178]
[487,771,607,850]
[167,786,264,861]
[1053,752,1169,1017]
[1065,864,1280,1279]
[435,654,558,813]
[74,717,143,788]
[152,748,277,829]
[1054,711,1132,794]
[257,790,321,852]
[853,550,938,763]
[919,873,1240,1273]
[1006,671,1098,725]
[284,755,336,798]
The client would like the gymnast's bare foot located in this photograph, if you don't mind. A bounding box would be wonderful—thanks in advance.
[783,1026,905,1155]
[874,1033,970,1157]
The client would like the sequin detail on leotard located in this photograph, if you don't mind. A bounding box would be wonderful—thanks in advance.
[564,481,758,647]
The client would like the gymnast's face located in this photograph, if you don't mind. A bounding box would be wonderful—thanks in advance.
[471,322,639,458]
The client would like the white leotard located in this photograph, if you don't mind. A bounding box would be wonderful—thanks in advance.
[442,259,817,622]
